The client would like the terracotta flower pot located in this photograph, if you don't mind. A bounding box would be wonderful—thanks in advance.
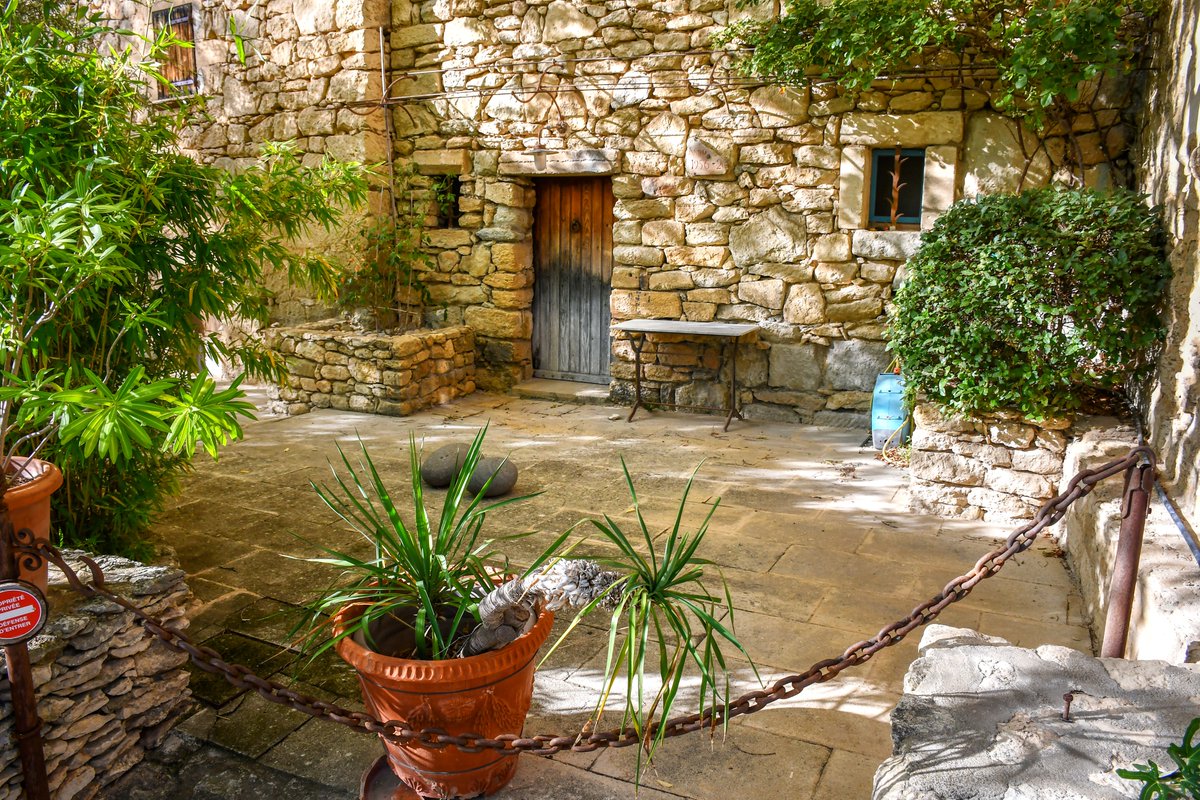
[334,604,554,799]
[3,457,63,591]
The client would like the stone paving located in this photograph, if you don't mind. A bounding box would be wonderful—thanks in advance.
[106,389,1091,799]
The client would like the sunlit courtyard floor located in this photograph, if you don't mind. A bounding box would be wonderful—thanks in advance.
[108,388,1091,799]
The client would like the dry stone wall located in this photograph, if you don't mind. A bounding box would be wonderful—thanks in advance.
[105,0,1139,421]
[909,402,1072,523]
[0,553,192,800]
[263,322,475,415]
[385,0,1131,417]
[1137,0,1200,527]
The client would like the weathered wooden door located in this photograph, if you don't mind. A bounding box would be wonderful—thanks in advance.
[532,178,614,384]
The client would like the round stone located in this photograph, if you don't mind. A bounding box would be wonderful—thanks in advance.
[467,456,518,497]
[422,443,469,488]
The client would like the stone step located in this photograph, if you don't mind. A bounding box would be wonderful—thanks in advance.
[511,378,614,406]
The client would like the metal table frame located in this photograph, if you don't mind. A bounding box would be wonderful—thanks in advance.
[614,320,759,431]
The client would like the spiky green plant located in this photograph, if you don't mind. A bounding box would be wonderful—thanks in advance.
[580,460,754,769]
[296,426,552,661]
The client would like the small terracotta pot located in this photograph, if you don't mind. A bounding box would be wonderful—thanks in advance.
[334,604,554,799]
[3,457,63,591]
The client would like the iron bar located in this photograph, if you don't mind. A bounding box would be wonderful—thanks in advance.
[1100,453,1156,658]
[0,494,50,800]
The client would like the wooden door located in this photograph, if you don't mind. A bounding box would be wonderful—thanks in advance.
[532,178,614,384]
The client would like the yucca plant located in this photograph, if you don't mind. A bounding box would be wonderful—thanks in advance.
[297,426,548,660]
[297,429,753,785]
[583,460,752,765]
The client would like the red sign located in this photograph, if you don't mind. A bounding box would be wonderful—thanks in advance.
[0,582,47,645]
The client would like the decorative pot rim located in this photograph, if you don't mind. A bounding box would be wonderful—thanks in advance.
[332,602,554,690]
[4,456,63,505]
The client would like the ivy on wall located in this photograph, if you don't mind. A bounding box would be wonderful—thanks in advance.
[719,0,1158,130]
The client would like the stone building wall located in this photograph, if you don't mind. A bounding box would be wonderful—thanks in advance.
[1136,0,1200,526]
[908,403,1072,523]
[101,0,390,323]
[105,0,1138,421]
[0,553,192,800]
[263,322,475,415]
[384,0,1131,416]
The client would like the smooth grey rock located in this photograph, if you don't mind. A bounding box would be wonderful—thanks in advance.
[873,625,1200,800]
[825,339,890,391]
[422,443,469,488]
[467,456,518,497]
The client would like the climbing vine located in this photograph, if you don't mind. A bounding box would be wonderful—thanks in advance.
[719,0,1158,130]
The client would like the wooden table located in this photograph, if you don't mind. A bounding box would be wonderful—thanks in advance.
[613,319,759,431]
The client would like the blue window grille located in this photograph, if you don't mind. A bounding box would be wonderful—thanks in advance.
[869,148,926,226]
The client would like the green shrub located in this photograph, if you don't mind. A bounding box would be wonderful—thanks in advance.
[0,5,368,554]
[889,187,1169,419]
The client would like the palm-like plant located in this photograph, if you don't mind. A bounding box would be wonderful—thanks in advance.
[298,426,545,660]
[584,461,753,765]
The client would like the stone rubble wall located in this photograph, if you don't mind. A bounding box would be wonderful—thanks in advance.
[908,402,1071,523]
[0,553,193,800]
[387,0,1133,409]
[874,625,1200,800]
[1136,0,1200,529]
[263,322,475,415]
[98,0,389,324]
[1055,422,1200,663]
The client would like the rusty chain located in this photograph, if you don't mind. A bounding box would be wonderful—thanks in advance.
[27,446,1153,757]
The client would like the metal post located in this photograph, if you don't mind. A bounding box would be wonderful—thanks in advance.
[0,492,50,800]
[1100,457,1156,658]
[723,338,738,432]
[626,335,644,423]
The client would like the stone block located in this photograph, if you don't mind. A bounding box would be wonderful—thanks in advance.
[910,450,986,486]
[749,86,809,127]
[464,307,532,338]
[685,134,734,178]
[840,111,964,146]
[768,343,823,390]
[825,338,890,391]
[648,271,694,290]
[737,278,786,310]
[634,111,688,156]
[641,220,686,247]
[491,242,532,272]
[728,206,808,267]
[782,283,825,324]
[610,290,682,319]
[498,149,619,176]
[544,1,598,42]
[985,467,1054,499]
[961,113,1051,199]
[613,245,665,267]
[444,17,489,46]
[836,145,869,230]
[811,233,852,262]
[851,230,922,260]
[987,421,1037,449]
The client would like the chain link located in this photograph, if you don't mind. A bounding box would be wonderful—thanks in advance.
[31,447,1152,756]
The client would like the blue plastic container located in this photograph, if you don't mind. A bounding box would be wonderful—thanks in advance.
[871,373,911,450]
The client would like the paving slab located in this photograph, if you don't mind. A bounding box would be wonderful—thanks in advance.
[103,389,1092,799]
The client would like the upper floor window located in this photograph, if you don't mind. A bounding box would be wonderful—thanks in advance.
[869,148,926,227]
[151,5,197,100]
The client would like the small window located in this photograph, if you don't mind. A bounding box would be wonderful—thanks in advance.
[151,5,198,100]
[431,176,461,228]
[869,148,925,227]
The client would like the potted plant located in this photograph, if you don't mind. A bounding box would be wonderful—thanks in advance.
[298,427,750,799]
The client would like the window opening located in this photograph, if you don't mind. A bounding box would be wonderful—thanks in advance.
[431,176,461,228]
[151,5,198,100]
[869,148,925,227]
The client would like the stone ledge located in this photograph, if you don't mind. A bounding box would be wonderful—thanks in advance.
[874,625,1200,800]
[1056,423,1200,663]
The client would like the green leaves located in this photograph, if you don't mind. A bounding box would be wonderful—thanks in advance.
[583,461,753,771]
[1118,718,1200,799]
[297,427,541,661]
[888,188,1169,419]
[719,0,1158,131]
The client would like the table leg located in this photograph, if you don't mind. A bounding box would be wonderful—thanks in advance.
[627,335,645,423]
[723,337,738,432]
